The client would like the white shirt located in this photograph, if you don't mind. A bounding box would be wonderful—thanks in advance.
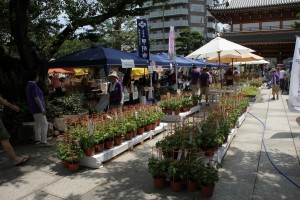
[279,70,285,79]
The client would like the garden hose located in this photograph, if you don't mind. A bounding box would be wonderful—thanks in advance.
[247,111,300,189]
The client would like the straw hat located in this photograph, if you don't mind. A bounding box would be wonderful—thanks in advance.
[270,68,276,72]
[108,71,118,78]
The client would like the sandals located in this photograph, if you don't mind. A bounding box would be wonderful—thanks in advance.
[14,157,30,167]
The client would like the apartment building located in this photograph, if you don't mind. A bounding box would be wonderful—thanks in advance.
[142,0,217,53]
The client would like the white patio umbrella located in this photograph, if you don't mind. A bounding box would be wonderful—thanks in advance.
[186,37,255,60]
[206,52,263,63]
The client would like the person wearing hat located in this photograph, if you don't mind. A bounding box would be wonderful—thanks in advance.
[108,71,123,109]
[199,67,210,106]
[270,68,280,100]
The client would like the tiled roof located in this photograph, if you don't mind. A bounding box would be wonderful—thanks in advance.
[222,31,300,44]
[209,0,300,10]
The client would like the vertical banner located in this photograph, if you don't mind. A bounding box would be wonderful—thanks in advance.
[288,36,300,111]
[168,26,176,61]
[137,19,150,60]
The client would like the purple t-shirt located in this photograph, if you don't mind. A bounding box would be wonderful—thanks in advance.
[190,69,200,85]
[26,81,45,114]
[109,80,123,105]
[272,72,280,85]
[199,72,209,87]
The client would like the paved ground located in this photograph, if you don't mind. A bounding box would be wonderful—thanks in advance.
[0,86,300,200]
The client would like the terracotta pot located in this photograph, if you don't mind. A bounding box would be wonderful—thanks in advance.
[68,162,80,173]
[187,180,198,192]
[200,184,215,197]
[156,120,160,127]
[166,109,172,115]
[114,136,122,146]
[104,139,114,149]
[137,127,144,135]
[61,160,69,168]
[174,109,180,115]
[145,124,152,131]
[201,147,216,157]
[95,143,104,152]
[125,132,133,140]
[153,176,166,189]
[170,180,183,192]
[151,123,156,130]
[84,147,95,157]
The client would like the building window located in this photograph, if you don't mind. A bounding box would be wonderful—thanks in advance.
[190,4,204,12]
[190,15,204,24]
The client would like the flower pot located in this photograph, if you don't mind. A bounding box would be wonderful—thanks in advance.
[125,132,133,140]
[151,123,156,130]
[200,184,215,197]
[95,143,104,152]
[68,162,80,173]
[201,146,217,157]
[170,180,183,192]
[84,147,95,157]
[61,160,69,168]
[114,136,122,146]
[137,127,144,135]
[156,120,160,127]
[174,109,180,115]
[153,176,166,189]
[166,109,172,115]
[104,139,114,149]
[145,124,152,132]
[187,180,198,192]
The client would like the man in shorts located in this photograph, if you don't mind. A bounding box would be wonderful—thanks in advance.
[0,96,30,166]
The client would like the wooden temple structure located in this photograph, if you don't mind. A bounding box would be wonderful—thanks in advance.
[207,0,300,64]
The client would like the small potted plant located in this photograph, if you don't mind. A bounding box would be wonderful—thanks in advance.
[64,141,85,173]
[199,162,220,197]
[56,142,69,168]
[148,157,169,189]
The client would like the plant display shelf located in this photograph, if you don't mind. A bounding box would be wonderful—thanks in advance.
[161,105,200,122]
[80,122,167,168]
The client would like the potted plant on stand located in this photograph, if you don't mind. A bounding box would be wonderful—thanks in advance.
[199,162,220,197]
[148,157,169,189]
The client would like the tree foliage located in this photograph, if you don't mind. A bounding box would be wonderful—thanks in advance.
[0,0,167,100]
[175,29,204,56]
[291,13,300,29]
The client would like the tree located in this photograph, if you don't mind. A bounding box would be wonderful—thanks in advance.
[175,29,204,56]
[0,0,168,101]
[291,13,300,29]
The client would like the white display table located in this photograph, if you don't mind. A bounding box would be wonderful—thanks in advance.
[161,105,200,122]
[80,122,167,168]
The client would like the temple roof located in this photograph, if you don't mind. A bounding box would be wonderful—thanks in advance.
[222,30,300,44]
[209,0,300,10]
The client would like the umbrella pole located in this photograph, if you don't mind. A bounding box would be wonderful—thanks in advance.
[218,52,222,88]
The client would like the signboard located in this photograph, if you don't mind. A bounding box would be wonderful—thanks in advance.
[137,19,150,60]
[121,59,134,68]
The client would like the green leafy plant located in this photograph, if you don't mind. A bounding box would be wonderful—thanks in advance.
[199,163,220,187]
[148,157,169,178]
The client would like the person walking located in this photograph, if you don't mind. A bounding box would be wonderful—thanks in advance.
[279,67,286,91]
[0,95,30,166]
[26,71,51,146]
[270,68,280,100]
[190,64,200,96]
[199,67,210,106]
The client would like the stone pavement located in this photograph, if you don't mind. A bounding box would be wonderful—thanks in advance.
[0,86,300,200]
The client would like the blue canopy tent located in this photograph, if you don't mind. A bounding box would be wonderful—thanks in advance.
[156,53,194,66]
[130,51,171,67]
[48,45,150,68]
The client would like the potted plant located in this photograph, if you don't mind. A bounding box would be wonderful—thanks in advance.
[64,141,85,173]
[56,142,69,168]
[94,125,105,152]
[148,157,169,189]
[199,162,220,197]
[184,161,204,192]
[168,160,185,192]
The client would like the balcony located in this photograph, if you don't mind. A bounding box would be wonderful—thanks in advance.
[148,8,189,18]
[149,20,189,29]
[207,22,215,29]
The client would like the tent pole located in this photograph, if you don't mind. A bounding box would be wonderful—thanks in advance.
[218,52,222,88]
